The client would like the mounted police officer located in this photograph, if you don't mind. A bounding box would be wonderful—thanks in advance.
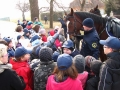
[80,18,100,59]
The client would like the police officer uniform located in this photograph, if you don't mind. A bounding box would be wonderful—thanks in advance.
[80,18,100,59]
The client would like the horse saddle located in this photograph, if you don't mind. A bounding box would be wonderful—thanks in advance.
[107,18,120,38]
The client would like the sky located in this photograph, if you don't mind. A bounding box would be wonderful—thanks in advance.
[0,0,73,19]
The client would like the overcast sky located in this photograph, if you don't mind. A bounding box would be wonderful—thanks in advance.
[0,0,73,19]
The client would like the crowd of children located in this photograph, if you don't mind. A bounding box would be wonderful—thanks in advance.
[0,17,120,90]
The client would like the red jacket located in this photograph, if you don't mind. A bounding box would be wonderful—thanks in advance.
[9,59,33,90]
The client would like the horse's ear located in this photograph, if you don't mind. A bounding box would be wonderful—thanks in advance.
[64,11,67,15]
[94,5,98,10]
[70,8,74,16]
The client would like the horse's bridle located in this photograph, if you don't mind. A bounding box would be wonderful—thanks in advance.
[66,15,82,36]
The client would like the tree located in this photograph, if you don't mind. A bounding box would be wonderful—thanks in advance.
[16,0,30,20]
[102,0,120,15]
[50,0,54,28]
[29,0,39,21]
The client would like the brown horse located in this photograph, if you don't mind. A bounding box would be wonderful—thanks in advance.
[89,5,102,16]
[89,5,120,19]
[65,8,108,61]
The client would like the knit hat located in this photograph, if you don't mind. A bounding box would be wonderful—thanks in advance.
[82,18,94,28]
[15,47,30,58]
[3,37,12,44]
[57,54,72,70]
[90,60,102,75]
[85,56,96,67]
[52,51,60,62]
[73,55,85,73]
[39,29,46,35]
[30,35,41,43]
[39,47,53,62]
[100,36,120,49]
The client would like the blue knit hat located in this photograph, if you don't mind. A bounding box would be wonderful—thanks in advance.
[57,54,72,70]
[100,36,120,49]
[15,47,30,58]
[3,37,12,44]
[82,18,94,28]
[30,35,41,43]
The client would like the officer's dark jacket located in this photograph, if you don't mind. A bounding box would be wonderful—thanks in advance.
[80,28,100,59]
[98,52,120,90]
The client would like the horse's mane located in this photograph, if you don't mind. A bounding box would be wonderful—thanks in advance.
[75,12,107,25]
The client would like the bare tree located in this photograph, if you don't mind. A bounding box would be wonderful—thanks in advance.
[29,0,39,21]
[16,0,30,20]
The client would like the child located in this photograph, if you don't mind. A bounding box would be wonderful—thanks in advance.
[73,55,88,89]
[62,40,80,57]
[9,47,33,90]
[46,54,83,90]
[86,60,102,90]
[34,47,56,90]
[30,35,41,47]
[3,37,15,60]
[39,28,47,42]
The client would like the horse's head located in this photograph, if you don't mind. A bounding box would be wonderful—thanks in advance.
[65,8,83,40]
[89,5,101,16]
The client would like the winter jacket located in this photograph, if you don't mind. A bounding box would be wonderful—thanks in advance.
[46,75,83,90]
[80,28,100,59]
[86,76,99,90]
[77,71,88,89]
[34,61,56,90]
[41,34,47,42]
[0,64,26,90]
[9,59,33,90]
[98,52,120,90]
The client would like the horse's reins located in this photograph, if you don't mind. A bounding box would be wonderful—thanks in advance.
[66,15,82,36]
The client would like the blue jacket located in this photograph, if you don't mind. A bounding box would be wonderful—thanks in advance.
[80,28,100,59]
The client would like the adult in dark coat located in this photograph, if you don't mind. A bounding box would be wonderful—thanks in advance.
[98,36,120,90]
[80,18,100,59]
[0,44,25,90]
[59,18,67,39]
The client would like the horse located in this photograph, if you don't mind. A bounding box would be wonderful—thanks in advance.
[65,8,109,61]
[89,5,120,19]
[89,5,102,16]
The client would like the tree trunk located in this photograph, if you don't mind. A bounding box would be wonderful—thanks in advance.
[22,12,25,20]
[29,0,39,21]
[80,0,86,11]
[50,0,54,28]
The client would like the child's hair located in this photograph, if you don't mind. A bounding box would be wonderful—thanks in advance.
[32,25,40,33]
[53,64,78,82]
[0,40,8,46]
[14,54,25,61]
[15,25,23,32]
[53,54,78,82]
